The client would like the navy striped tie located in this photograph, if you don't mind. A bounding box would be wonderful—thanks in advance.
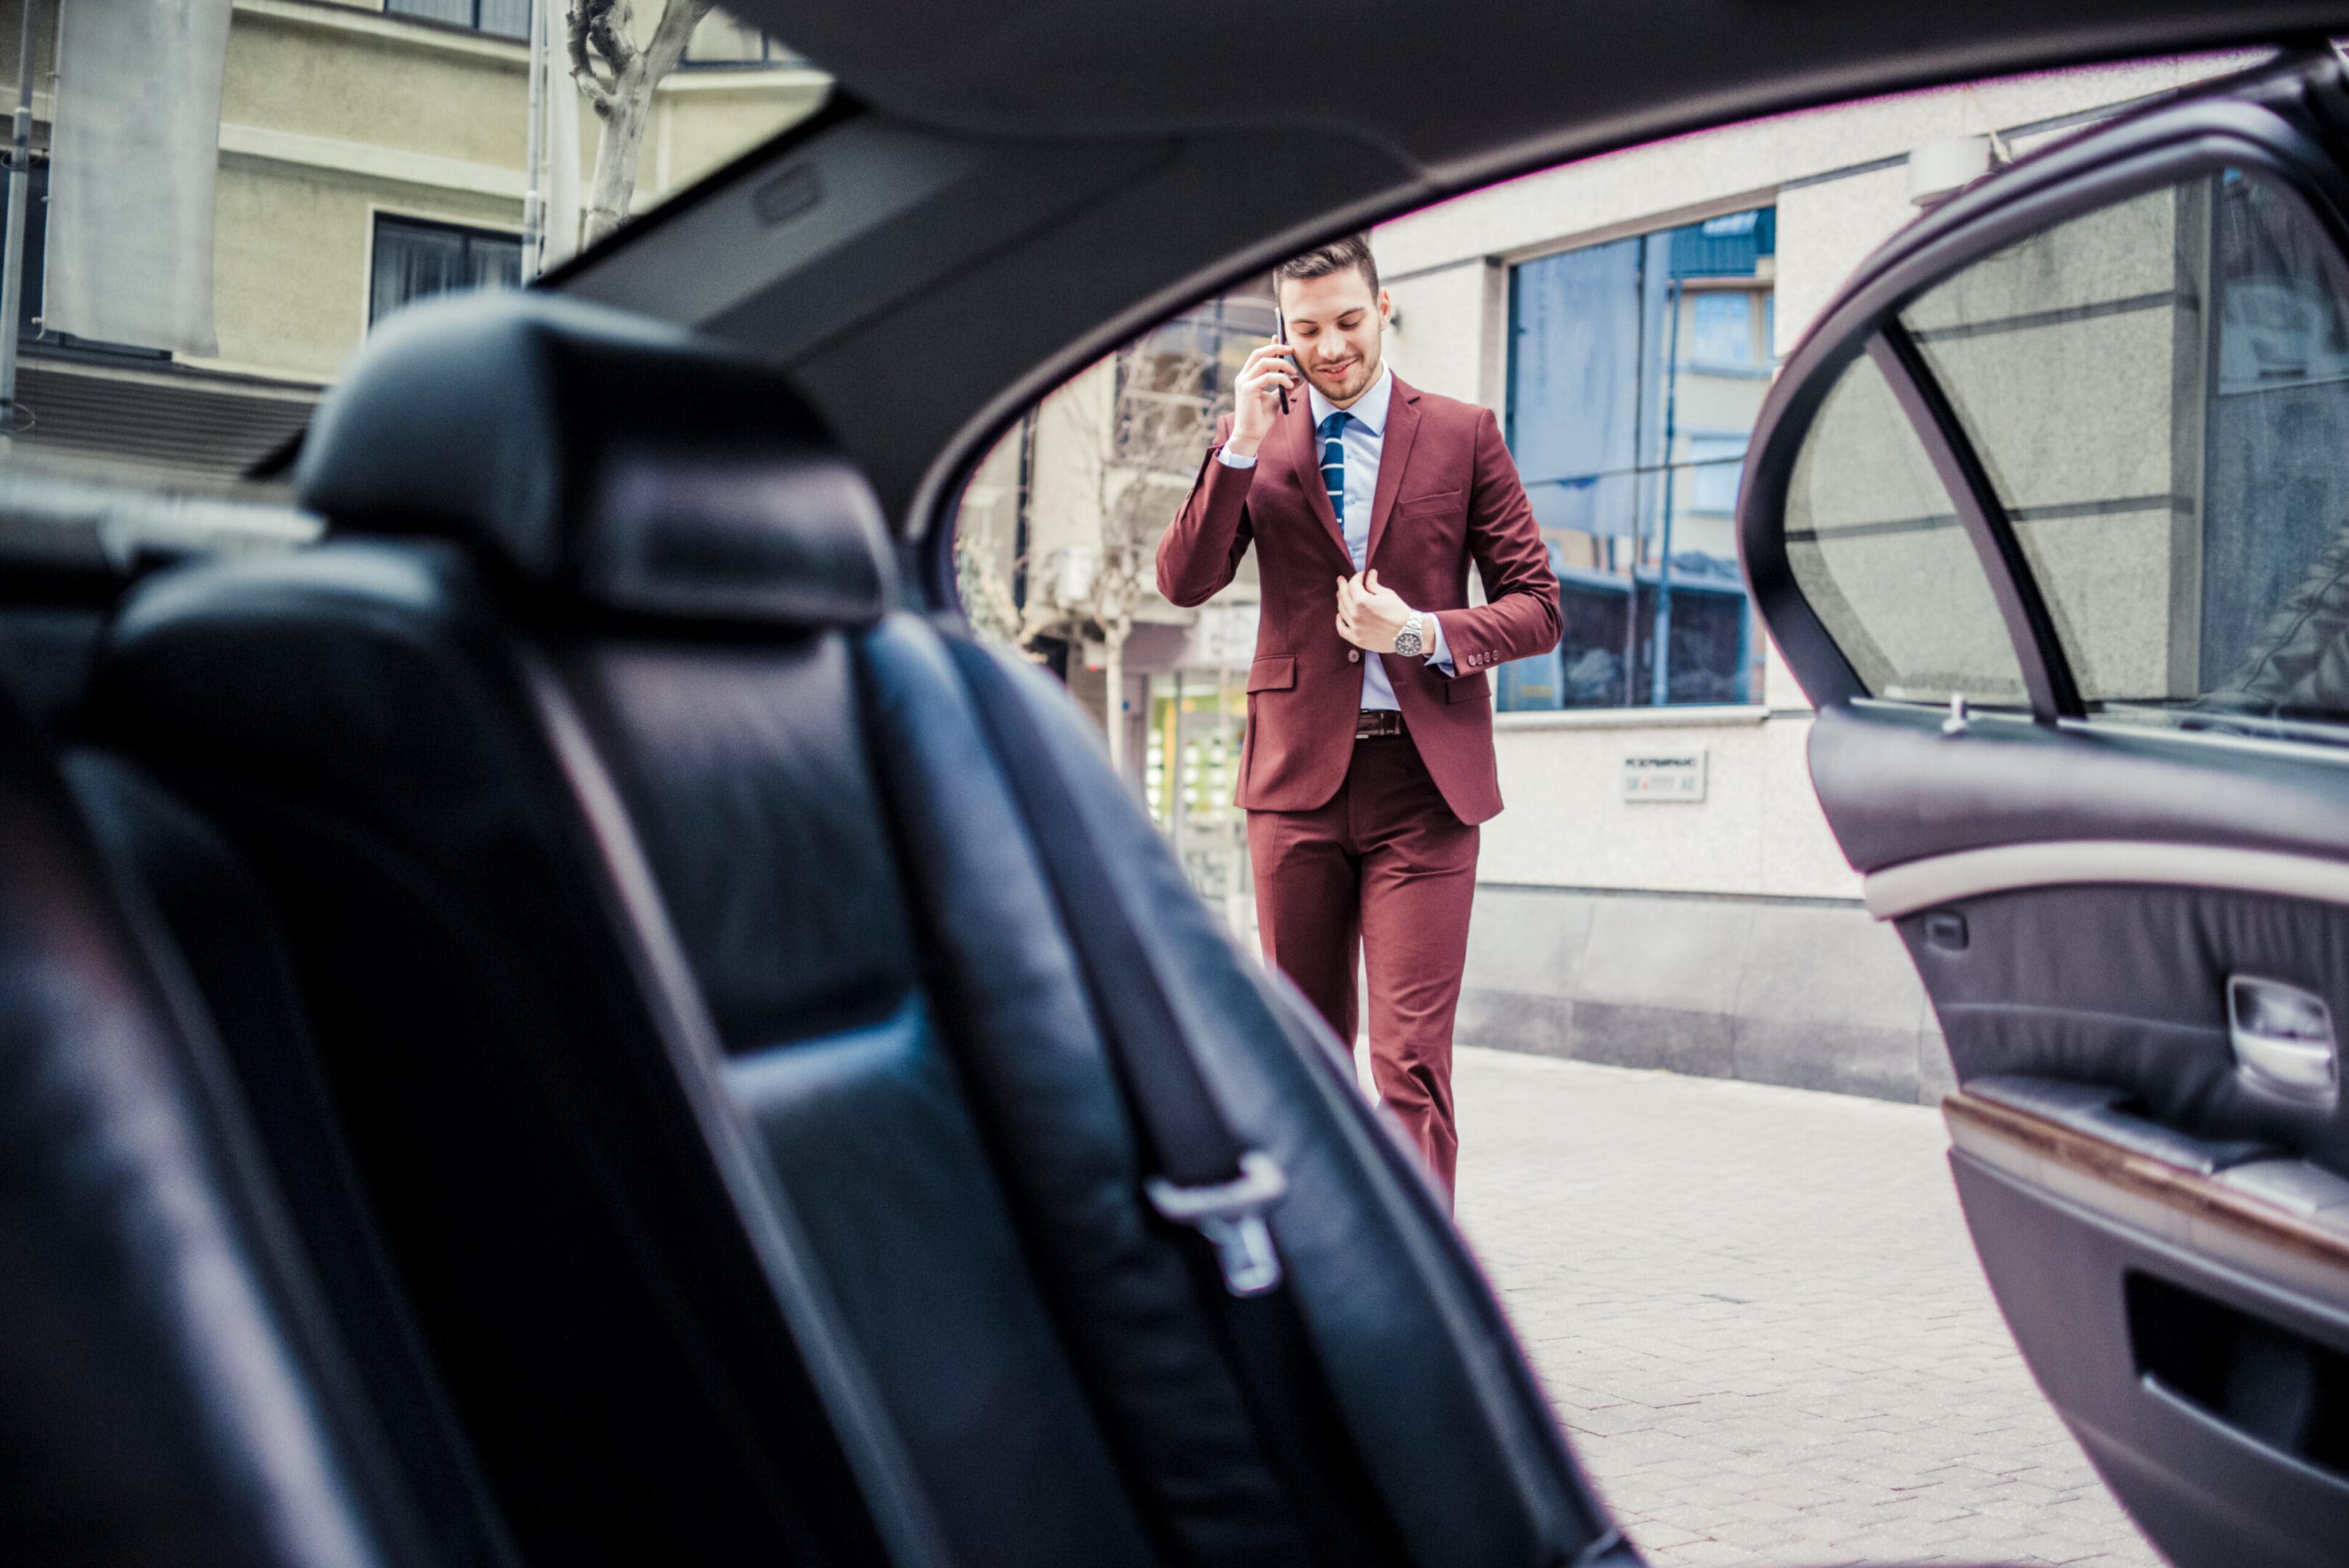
[1318,410,1349,527]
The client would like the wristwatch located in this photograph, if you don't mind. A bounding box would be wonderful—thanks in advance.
[1393,611,1425,660]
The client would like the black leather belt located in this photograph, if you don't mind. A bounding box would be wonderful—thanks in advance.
[1355,710,1405,740]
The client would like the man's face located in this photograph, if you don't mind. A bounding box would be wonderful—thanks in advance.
[1279,266,1389,407]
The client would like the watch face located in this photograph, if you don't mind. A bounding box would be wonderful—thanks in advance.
[1394,631,1423,658]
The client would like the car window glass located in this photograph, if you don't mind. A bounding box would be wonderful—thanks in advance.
[1784,348,2029,706]
[954,290,1270,874]
[1901,168,2349,732]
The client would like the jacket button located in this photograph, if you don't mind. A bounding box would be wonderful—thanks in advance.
[1347,650,1361,663]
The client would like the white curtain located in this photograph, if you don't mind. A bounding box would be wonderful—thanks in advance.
[44,0,234,354]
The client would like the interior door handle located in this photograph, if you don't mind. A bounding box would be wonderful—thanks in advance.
[2229,976,2339,1105]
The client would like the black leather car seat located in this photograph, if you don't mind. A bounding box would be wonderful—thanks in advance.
[73,422,911,1567]
[78,292,1628,1568]
[0,688,491,1568]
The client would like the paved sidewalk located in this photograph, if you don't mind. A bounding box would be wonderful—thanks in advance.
[1451,1048,2162,1568]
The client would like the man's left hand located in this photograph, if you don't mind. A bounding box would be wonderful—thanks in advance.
[1336,568,1415,654]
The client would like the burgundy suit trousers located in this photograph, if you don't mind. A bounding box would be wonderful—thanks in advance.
[1249,729,1477,1198]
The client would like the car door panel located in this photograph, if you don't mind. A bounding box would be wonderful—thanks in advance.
[1808,701,2349,870]
[1742,49,2349,1568]
[1949,1124,2349,1568]
[1898,881,2349,1153]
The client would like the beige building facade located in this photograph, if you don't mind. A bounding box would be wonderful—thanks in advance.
[0,0,822,489]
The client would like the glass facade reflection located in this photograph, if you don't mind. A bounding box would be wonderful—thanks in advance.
[1500,207,1775,710]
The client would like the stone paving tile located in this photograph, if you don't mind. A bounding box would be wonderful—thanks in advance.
[1450,1048,2162,1568]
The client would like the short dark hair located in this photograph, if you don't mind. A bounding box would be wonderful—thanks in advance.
[1275,234,1379,301]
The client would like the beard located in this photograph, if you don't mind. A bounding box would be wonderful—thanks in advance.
[1307,340,1381,405]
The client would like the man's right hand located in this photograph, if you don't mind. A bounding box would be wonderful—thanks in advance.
[1225,340,1300,460]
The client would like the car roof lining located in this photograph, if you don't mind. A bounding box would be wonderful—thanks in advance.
[556,4,2345,571]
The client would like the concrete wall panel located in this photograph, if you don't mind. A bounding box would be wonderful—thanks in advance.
[1458,888,1954,1104]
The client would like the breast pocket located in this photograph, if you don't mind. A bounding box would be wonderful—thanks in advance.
[1394,486,1466,524]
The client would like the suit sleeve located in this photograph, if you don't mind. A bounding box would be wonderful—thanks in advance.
[1431,407,1561,674]
[1156,413,1257,608]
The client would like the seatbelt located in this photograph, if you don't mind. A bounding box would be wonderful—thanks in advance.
[944,637,1406,1568]
[944,639,1285,1291]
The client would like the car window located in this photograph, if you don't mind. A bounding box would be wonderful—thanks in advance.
[946,50,2274,914]
[0,0,824,515]
[1900,168,2349,730]
[954,289,1271,874]
[1783,349,2030,707]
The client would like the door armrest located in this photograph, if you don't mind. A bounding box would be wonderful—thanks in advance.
[1966,1074,2276,1176]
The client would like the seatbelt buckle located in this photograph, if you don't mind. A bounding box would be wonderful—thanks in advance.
[1145,1150,1289,1297]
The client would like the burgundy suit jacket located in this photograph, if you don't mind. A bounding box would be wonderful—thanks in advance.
[1156,375,1560,826]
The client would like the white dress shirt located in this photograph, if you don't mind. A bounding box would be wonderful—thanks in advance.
[1215,364,1454,710]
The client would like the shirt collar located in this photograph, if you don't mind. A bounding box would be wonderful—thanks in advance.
[1308,364,1394,438]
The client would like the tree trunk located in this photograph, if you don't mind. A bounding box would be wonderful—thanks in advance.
[576,0,714,246]
[1101,626,1127,782]
[581,56,650,243]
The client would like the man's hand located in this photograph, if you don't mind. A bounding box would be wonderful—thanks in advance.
[1336,569,1415,655]
[1225,340,1300,459]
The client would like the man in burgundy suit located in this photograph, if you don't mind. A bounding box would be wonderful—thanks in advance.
[1158,236,1559,1199]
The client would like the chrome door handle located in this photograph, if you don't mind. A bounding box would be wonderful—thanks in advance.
[2229,976,2338,1104]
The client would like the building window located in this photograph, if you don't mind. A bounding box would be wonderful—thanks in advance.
[1502,205,1776,710]
[369,216,522,327]
[383,0,528,38]
[682,7,804,66]
[1683,432,1749,515]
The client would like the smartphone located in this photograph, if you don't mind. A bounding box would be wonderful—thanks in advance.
[1273,307,1293,415]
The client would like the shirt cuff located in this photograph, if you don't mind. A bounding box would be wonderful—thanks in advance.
[1424,611,1456,674]
[1216,444,1259,470]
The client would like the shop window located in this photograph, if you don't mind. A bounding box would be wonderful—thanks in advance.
[369,216,522,328]
[1502,205,1775,709]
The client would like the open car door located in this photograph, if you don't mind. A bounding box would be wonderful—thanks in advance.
[1742,46,2349,1568]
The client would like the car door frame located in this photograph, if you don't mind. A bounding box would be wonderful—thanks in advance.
[1736,46,2349,1568]
[1744,48,2349,724]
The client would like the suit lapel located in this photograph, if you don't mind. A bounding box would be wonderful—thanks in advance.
[1283,396,1354,563]
[1365,377,1423,567]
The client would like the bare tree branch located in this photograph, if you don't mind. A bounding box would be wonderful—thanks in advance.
[566,0,715,242]
[585,0,637,78]
[640,0,712,78]
[564,0,617,111]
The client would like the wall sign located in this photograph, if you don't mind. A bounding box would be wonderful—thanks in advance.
[1622,747,1707,802]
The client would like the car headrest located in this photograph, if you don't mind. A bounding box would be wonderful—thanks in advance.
[295,291,894,628]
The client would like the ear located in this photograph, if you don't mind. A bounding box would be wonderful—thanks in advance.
[1378,288,1392,324]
